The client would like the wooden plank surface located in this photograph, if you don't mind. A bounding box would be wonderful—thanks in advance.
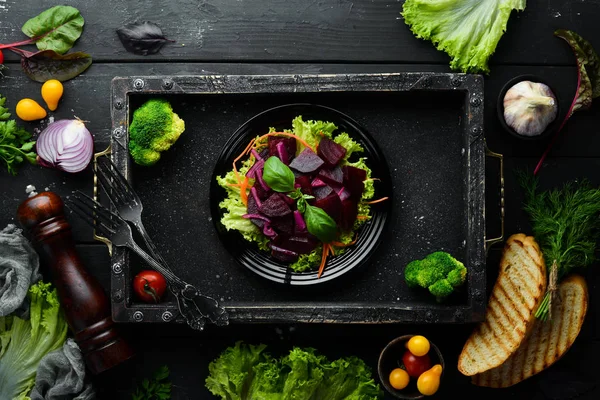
[1,0,600,398]
[0,1,597,65]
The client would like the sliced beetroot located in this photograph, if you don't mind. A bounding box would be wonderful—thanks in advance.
[314,192,342,224]
[246,195,265,228]
[289,148,324,174]
[253,181,271,201]
[317,166,343,186]
[275,235,318,255]
[311,178,327,188]
[268,137,296,164]
[336,186,352,202]
[342,166,367,199]
[259,148,270,159]
[294,175,313,195]
[313,185,333,201]
[317,137,347,166]
[340,198,359,231]
[293,210,307,232]
[246,159,264,179]
[269,243,299,263]
[259,193,292,218]
[279,192,295,206]
[271,214,294,235]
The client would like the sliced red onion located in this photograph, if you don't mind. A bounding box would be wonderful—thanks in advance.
[276,141,289,165]
[246,159,264,179]
[250,187,262,208]
[36,119,94,173]
[242,213,271,223]
[262,223,277,238]
[251,148,262,161]
[255,168,270,191]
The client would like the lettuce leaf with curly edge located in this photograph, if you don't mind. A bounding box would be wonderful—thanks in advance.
[402,0,526,74]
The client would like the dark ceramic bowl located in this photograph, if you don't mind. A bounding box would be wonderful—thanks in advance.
[497,74,560,141]
[378,335,445,399]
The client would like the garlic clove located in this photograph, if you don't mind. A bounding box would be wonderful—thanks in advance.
[503,80,558,137]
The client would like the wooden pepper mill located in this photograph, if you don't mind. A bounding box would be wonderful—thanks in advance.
[17,191,134,375]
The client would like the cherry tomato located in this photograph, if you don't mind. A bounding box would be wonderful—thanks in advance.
[402,350,431,378]
[133,270,167,303]
[388,368,410,390]
[407,335,430,357]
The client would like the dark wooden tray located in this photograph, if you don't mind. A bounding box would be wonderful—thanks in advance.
[105,73,495,325]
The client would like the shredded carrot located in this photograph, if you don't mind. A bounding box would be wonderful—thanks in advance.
[318,243,330,278]
[232,138,256,185]
[254,132,314,153]
[239,176,250,206]
[365,178,381,182]
[330,236,358,247]
[362,197,389,205]
[356,215,369,220]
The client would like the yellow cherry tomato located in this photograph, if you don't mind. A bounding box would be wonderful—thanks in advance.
[41,79,64,111]
[407,335,431,357]
[15,98,47,121]
[388,368,410,390]
[417,364,442,396]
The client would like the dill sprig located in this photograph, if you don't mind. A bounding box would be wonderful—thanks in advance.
[519,172,600,321]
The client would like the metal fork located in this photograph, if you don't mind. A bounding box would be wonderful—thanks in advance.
[66,191,227,331]
[95,156,228,328]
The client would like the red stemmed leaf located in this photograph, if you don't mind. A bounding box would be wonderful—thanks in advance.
[534,30,600,175]
[14,48,92,82]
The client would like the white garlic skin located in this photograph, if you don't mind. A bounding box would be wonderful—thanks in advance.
[503,81,558,136]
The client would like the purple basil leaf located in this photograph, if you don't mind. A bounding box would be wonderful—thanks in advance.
[117,21,174,55]
[20,50,92,82]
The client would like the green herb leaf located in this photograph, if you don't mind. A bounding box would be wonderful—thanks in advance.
[20,50,92,83]
[131,365,172,400]
[0,96,37,175]
[304,204,337,243]
[21,5,85,54]
[263,156,295,193]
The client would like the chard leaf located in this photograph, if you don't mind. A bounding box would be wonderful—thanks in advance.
[534,30,600,175]
[21,6,84,55]
[555,29,600,117]
[20,50,92,83]
[117,21,174,55]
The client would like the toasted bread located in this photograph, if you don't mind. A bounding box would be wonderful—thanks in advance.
[458,234,546,376]
[472,274,588,387]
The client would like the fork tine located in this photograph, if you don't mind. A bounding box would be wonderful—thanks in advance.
[96,165,130,206]
[66,198,116,236]
[72,191,120,228]
[98,157,134,196]
[96,159,131,203]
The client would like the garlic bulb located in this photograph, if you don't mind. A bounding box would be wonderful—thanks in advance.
[503,81,558,136]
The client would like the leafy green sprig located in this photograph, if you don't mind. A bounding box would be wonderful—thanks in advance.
[519,172,600,320]
[0,95,37,175]
[131,365,172,400]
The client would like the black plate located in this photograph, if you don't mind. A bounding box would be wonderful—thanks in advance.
[210,104,392,285]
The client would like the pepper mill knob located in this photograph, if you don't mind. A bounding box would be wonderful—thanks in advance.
[17,191,134,375]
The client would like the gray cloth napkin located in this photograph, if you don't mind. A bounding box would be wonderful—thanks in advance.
[30,338,96,400]
[0,224,41,318]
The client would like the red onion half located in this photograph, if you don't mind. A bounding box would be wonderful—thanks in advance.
[36,119,94,173]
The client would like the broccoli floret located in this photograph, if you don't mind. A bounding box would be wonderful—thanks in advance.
[128,99,185,166]
[404,251,467,302]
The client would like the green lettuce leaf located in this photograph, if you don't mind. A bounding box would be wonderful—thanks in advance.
[206,343,383,400]
[0,282,68,400]
[206,342,270,400]
[334,133,364,160]
[291,116,337,154]
[402,0,526,73]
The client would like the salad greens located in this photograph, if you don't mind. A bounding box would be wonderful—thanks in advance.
[402,0,526,74]
[217,116,375,272]
[0,95,37,175]
[0,282,68,400]
[206,341,383,400]
[131,365,172,400]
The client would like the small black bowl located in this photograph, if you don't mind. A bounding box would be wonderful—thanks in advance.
[497,74,560,141]
[378,335,445,399]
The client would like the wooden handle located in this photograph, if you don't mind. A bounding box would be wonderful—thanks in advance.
[17,191,134,375]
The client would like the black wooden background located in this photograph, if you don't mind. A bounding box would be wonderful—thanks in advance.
[1,1,599,399]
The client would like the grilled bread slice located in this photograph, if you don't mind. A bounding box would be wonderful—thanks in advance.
[472,274,588,388]
[458,233,546,376]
